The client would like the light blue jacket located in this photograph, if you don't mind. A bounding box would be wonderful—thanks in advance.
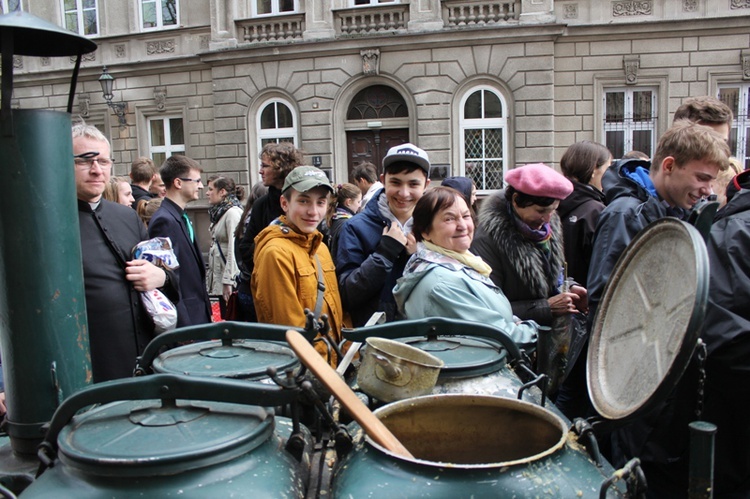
[393,246,537,350]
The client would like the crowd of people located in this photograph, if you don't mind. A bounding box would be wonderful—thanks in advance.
[0,94,742,496]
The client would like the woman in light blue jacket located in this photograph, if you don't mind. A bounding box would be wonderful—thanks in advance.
[393,186,537,351]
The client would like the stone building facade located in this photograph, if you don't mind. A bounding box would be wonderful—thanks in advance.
[8,0,750,216]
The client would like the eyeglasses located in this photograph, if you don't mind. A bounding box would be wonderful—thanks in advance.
[73,152,113,171]
[179,177,203,184]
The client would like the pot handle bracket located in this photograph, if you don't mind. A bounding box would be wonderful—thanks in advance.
[599,458,647,499]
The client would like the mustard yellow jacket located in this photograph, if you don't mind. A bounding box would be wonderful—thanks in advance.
[251,216,345,365]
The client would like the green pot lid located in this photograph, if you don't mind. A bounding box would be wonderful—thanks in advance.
[152,340,299,379]
[57,400,273,477]
[588,218,708,421]
[401,336,507,379]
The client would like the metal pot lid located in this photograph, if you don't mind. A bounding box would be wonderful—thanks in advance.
[401,336,507,378]
[587,218,709,421]
[152,339,298,379]
[57,399,273,477]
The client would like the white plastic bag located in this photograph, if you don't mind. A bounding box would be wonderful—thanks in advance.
[132,237,179,334]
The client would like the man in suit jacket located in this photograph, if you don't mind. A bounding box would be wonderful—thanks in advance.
[149,155,212,326]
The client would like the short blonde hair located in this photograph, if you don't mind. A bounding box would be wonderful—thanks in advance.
[652,120,730,175]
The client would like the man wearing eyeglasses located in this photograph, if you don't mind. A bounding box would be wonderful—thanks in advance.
[73,124,178,383]
[148,155,212,327]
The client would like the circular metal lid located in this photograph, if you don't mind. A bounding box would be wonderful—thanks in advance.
[152,340,299,379]
[587,218,709,421]
[57,400,273,477]
[401,336,507,379]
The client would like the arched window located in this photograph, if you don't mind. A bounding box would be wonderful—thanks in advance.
[459,86,508,190]
[256,98,298,151]
[347,85,407,120]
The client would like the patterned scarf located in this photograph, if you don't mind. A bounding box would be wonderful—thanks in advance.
[209,194,243,225]
[508,200,552,254]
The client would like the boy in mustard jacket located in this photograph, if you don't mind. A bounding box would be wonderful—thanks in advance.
[251,166,345,366]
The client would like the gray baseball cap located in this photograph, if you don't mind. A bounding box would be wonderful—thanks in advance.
[282,165,335,194]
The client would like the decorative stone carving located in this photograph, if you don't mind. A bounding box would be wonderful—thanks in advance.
[563,4,579,19]
[730,0,750,9]
[115,44,126,58]
[361,49,380,76]
[69,52,96,64]
[41,57,51,66]
[624,55,640,85]
[13,56,21,69]
[154,87,167,111]
[742,50,750,80]
[683,0,698,11]
[146,40,176,55]
[199,35,210,50]
[612,0,652,16]
[78,93,90,118]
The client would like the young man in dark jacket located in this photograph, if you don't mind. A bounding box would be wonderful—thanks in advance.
[335,143,431,326]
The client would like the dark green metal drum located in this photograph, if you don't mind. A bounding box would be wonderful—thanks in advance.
[22,375,311,498]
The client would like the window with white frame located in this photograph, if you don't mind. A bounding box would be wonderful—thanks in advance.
[0,0,21,13]
[603,88,658,159]
[149,116,185,166]
[718,84,750,170]
[256,99,297,151]
[141,0,178,30]
[459,86,508,191]
[352,0,397,4]
[253,0,297,16]
[62,0,98,36]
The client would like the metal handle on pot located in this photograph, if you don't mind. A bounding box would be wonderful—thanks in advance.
[343,317,525,362]
[38,374,297,464]
[135,315,318,375]
[372,353,412,386]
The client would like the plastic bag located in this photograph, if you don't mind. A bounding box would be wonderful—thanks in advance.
[132,237,179,334]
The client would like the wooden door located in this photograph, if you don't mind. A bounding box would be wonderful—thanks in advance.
[346,128,409,179]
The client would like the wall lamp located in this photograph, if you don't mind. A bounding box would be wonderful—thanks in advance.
[99,66,127,126]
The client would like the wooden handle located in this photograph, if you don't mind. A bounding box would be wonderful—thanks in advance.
[286,330,414,458]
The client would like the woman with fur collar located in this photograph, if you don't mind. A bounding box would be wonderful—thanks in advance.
[471,163,587,327]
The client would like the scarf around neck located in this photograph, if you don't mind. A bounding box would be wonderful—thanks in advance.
[422,240,492,277]
[209,194,243,225]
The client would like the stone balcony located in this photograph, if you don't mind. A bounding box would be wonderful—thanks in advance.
[442,0,521,28]
[334,4,410,36]
[238,13,306,43]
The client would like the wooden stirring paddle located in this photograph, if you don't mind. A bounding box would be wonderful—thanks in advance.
[285,329,414,459]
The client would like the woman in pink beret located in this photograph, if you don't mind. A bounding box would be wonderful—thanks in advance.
[471,163,588,334]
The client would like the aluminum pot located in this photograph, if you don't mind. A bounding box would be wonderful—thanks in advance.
[357,337,444,402]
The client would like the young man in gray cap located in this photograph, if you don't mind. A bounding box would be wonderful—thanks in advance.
[252,166,345,366]
[335,143,431,326]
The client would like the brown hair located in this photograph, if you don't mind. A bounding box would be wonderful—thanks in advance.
[560,141,612,184]
[207,175,245,202]
[652,120,731,175]
[412,186,464,242]
[326,182,361,225]
[130,156,156,184]
[103,176,129,203]
[160,155,203,189]
[351,162,378,184]
[674,96,733,127]
[137,197,163,227]
[260,142,303,181]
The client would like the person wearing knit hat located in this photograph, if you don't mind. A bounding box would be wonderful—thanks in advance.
[471,163,586,337]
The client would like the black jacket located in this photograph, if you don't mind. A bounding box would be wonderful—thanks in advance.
[471,191,565,327]
[149,197,211,327]
[236,186,282,293]
[556,180,606,287]
[131,184,153,208]
[78,199,175,382]
[611,189,750,497]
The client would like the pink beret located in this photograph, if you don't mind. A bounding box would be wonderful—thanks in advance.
[505,163,573,200]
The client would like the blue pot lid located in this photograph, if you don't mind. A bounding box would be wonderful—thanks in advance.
[401,336,507,378]
[57,399,273,477]
[152,339,299,379]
